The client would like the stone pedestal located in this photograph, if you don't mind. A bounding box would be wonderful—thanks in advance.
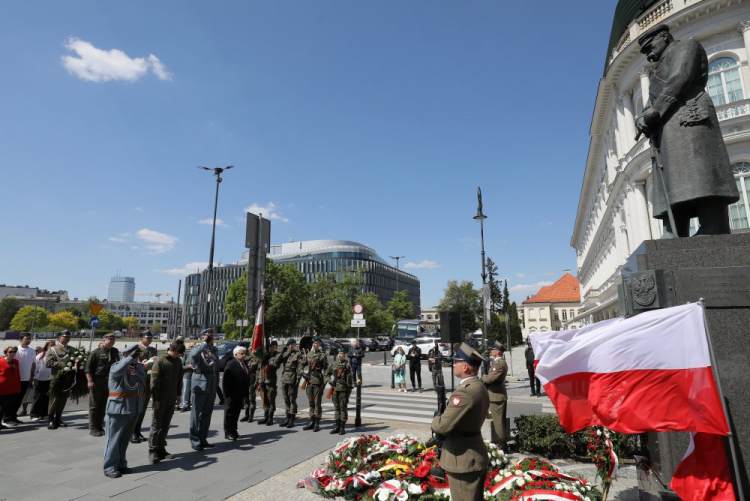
[619,233,750,500]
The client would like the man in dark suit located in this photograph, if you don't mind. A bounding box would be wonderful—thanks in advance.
[222,345,250,440]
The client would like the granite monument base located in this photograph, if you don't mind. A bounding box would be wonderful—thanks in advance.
[619,233,750,500]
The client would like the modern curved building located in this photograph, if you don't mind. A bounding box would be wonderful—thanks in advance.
[571,0,750,325]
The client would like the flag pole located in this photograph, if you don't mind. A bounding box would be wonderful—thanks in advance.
[698,298,745,501]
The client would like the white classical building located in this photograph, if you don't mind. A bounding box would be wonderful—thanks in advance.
[571,0,750,324]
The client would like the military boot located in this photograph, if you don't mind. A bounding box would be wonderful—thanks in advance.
[240,407,250,422]
[339,421,346,435]
[330,420,340,434]
[257,410,269,425]
[265,411,274,426]
[313,418,321,432]
[286,414,296,428]
[302,418,315,431]
[279,413,290,427]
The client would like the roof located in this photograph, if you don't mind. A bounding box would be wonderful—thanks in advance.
[604,0,659,75]
[522,272,581,304]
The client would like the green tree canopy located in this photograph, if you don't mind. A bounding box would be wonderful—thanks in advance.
[266,262,310,339]
[437,280,481,336]
[223,271,248,339]
[486,257,503,313]
[508,301,523,346]
[308,273,350,338]
[98,310,124,332]
[48,311,78,332]
[386,290,414,323]
[10,306,49,332]
[122,317,139,332]
[0,297,21,330]
[151,321,164,333]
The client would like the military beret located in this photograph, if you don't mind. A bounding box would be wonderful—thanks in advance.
[59,330,71,337]
[453,342,486,367]
[638,24,670,49]
[140,330,153,338]
[103,333,116,340]
[312,336,322,343]
[286,338,297,346]
[270,340,278,347]
[492,341,506,352]
[200,328,213,336]
[121,343,139,355]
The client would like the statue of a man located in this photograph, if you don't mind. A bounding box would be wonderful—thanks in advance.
[635,24,739,237]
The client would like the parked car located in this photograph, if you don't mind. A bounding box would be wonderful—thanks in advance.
[299,336,344,356]
[359,337,380,352]
[374,335,394,351]
[390,336,451,359]
[216,341,250,372]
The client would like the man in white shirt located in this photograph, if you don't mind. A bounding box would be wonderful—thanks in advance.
[6,333,36,425]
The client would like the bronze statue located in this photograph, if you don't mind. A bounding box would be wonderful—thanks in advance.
[635,24,739,238]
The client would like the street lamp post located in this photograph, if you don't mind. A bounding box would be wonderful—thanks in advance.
[473,187,490,374]
[198,165,234,330]
[389,255,405,292]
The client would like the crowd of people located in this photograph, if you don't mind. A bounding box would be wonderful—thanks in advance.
[0,328,362,479]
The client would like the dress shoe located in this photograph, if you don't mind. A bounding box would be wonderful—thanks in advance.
[148,453,160,464]
[90,428,104,437]
[225,433,238,441]
[105,471,122,478]
[119,467,133,474]
[192,444,204,451]
[48,422,58,430]
[136,433,146,441]
[200,441,215,448]
[159,451,174,460]
[3,420,18,428]
[240,415,249,422]
[130,435,141,444]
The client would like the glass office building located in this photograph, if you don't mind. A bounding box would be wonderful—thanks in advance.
[107,276,135,302]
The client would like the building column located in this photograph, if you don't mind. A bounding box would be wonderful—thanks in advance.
[739,21,750,56]
[621,92,638,151]
[634,180,653,241]
[638,67,651,108]
[613,99,625,160]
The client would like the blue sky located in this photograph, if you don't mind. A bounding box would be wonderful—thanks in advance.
[0,1,614,309]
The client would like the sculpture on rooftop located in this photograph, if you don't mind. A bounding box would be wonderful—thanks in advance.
[635,24,739,237]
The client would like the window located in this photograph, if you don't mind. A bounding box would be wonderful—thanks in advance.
[729,162,750,230]
[562,310,568,321]
[708,57,743,105]
[569,309,575,319]
[554,310,559,320]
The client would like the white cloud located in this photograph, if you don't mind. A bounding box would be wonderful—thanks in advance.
[108,237,125,243]
[134,207,142,212]
[516,272,526,278]
[155,262,210,276]
[61,37,172,83]
[244,202,289,223]
[135,228,179,254]
[404,260,441,270]
[198,218,228,227]
[510,281,553,294]
[541,221,554,226]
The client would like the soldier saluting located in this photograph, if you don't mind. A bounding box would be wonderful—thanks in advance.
[431,343,490,501]
[45,330,73,430]
[482,342,508,451]
[326,348,352,435]
[301,336,328,432]
[85,333,120,437]
[131,330,157,444]
[278,338,302,428]
[189,328,219,451]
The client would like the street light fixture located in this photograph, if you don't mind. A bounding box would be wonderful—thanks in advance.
[473,187,490,374]
[198,165,234,329]
[389,255,405,292]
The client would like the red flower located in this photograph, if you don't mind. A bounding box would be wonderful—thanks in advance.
[413,463,431,478]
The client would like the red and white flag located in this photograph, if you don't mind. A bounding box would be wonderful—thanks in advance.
[533,303,735,499]
[251,299,264,358]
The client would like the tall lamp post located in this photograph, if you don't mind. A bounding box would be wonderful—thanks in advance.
[473,187,490,374]
[198,165,234,329]
[389,255,405,292]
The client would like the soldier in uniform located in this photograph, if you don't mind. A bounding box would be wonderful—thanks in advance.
[240,351,260,423]
[189,328,219,451]
[45,330,73,430]
[131,330,157,443]
[103,343,146,478]
[482,342,508,450]
[407,339,423,392]
[85,333,120,437]
[427,340,444,389]
[300,336,328,432]
[431,343,490,501]
[326,348,352,435]
[278,338,302,428]
[148,341,184,464]
[257,340,280,425]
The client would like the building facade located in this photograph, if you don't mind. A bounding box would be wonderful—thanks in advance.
[107,276,135,302]
[522,271,582,338]
[571,0,750,325]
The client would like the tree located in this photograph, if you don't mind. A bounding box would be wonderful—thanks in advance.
[386,290,414,323]
[48,311,78,332]
[62,306,86,329]
[266,262,311,338]
[487,312,506,347]
[486,257,503,314]
[355,292,394,337]
[98,310,123,332]
[0,297,21,330]
[122,317,139,334]
[507,302,523,346]
[502,280,511,314]
[437,280,481,336]
[152,321,164,334]
[10,306,49,332]
[308,273,350,338]
[223,271,248,339]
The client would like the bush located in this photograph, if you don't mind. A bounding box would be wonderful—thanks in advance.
[514,414,640,459]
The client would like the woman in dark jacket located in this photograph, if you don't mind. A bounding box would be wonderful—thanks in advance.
[0,345,22,429]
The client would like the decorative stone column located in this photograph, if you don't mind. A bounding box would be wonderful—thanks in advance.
[638,66,651,107]
[621,92,638,150]
[738,21,750,56]
[634,181,653,241]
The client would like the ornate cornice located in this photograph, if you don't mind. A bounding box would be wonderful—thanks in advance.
[738,21,750,34]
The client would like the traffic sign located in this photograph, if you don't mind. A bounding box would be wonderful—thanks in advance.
[236,319,249,327]
[89,304,104,316]
[351,319,366,328]
[353,313,364,320]
[353,303,364,315]
[89,316,101,328]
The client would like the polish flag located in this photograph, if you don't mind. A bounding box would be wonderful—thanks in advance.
[671,432,736,501]
[250,299,264,358]
[533,303,735,499]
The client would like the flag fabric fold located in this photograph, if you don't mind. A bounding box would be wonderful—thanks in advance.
[251,300,264,358]
[531,303,735,499]
[671,432,736,501]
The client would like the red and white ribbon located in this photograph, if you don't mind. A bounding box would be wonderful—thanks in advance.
[510,489,582,501]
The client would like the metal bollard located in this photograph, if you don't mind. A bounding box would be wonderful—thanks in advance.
[355,382,362,427]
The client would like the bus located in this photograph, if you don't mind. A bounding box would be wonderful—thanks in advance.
[394,319,420,342]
